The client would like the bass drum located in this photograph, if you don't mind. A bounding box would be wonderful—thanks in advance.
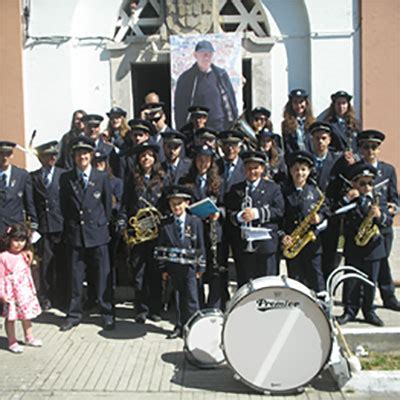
[222,276,332,393]
[183,309,225,369]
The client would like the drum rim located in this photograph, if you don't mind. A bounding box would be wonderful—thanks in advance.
[221,284,333,394]
[183,308,226,368]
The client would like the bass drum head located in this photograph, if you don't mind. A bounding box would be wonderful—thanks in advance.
[222,279,332,393]
[184,309,225,368]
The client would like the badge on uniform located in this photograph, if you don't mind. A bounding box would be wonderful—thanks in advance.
[306,192,314,200]
[93,190,101,199]
[10,179,16,188]
[17,190,23,197]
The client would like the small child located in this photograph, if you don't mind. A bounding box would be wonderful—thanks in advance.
[281,150,328,293]
[156,185,205,339]
[0,224,42,353]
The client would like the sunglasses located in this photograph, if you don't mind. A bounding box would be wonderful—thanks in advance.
[361,143,379,151]
[358,180,374,187]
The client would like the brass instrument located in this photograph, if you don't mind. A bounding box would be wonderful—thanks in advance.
[123,197,162,246]
[354,195,380,247]
[241,185,255,252]
[283,187,325,259]
[230,113,258,150]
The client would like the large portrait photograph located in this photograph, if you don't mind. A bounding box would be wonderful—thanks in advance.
[170,32,242,131]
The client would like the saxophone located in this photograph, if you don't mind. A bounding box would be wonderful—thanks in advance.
[283,187,325,259]
[354,196,380,247]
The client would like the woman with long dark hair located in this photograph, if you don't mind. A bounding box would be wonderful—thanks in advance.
[281,89,315,154]
[323,90,361,154]
[57,109,87,169]
[119,142,166,323]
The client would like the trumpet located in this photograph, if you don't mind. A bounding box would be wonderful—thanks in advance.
[240,185,271,252]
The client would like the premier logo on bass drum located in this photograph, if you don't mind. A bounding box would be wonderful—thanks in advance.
[256,298,300,312]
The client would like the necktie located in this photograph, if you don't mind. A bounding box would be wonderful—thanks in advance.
[79,172,87,191]
[0,173,6,189]
[315,158,323,171]
[168,164,176,179]
[43,169,51,188]
[225,162,234,181]
[176,219,184,242]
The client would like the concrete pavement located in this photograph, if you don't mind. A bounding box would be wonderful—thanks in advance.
[1,228,399,399]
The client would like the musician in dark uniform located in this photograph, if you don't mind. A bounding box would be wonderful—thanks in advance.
[82,114,114,158]
[161,130,191,186]
[0,141,38,236]
[216,130,246,283]
[30,141,65,310]
[225,151,284,287]
[180,105,209,153]
[357,130,400,311]
[281,89,315,154]
[281,151,328,293]
[118,142,165,324]
[157,185,206,339]
[337,163,392,326]
[309,122,342,281]
[118,119,153,182]
[142,102,171,163]
[192,127,218,152]
[59,136,114,331]
[179,144,225,309]
[323,90,361,154]
[257,130,287,184]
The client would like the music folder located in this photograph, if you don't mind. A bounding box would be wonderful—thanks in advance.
[188,197,219,219]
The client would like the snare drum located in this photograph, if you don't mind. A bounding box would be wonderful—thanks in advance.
[154,246,205,267]
[222,276,332,393]
[183,309,225,369]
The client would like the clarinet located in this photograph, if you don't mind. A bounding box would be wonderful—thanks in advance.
[209,219,220,276]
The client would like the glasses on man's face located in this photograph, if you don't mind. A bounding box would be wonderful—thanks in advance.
[358,180,374,187]
[361,143,379,151]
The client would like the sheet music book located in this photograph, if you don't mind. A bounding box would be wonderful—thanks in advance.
[188,197,219,219]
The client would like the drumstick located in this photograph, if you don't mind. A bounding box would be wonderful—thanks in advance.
[334,320,362,373]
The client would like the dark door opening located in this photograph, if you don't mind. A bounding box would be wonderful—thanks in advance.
[131,63,171,122]
[242,59,252,121]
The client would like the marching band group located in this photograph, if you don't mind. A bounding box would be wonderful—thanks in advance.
[0,88,399,343]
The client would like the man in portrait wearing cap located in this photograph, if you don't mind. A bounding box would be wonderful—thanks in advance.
[174,40,238,131]
[157,184,205,338]
[59,136,114,331]
[225,150,284,287]
[161,130,191,186]
[357,130,400,311]
[0,141,38,236]
[337,162,392,326]
[30,141,66,310]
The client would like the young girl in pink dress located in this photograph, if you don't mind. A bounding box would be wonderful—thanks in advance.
[0,224,42,353]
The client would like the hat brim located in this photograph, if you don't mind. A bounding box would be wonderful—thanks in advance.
[167,193,192,200]
[72,145,94,152]
[244,157,267,165]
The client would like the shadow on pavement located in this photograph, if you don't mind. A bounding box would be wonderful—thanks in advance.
[161,350,251,394]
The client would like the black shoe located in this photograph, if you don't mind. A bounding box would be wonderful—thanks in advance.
[135,312,147,324]
[148,314,161,322]
[60,320,80,332]
[41,299,52,311]
[103,320,116,331]
[383,299,400,311]
[336,313,355,326]
[166,327,182,339]
[365,312,384,327]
